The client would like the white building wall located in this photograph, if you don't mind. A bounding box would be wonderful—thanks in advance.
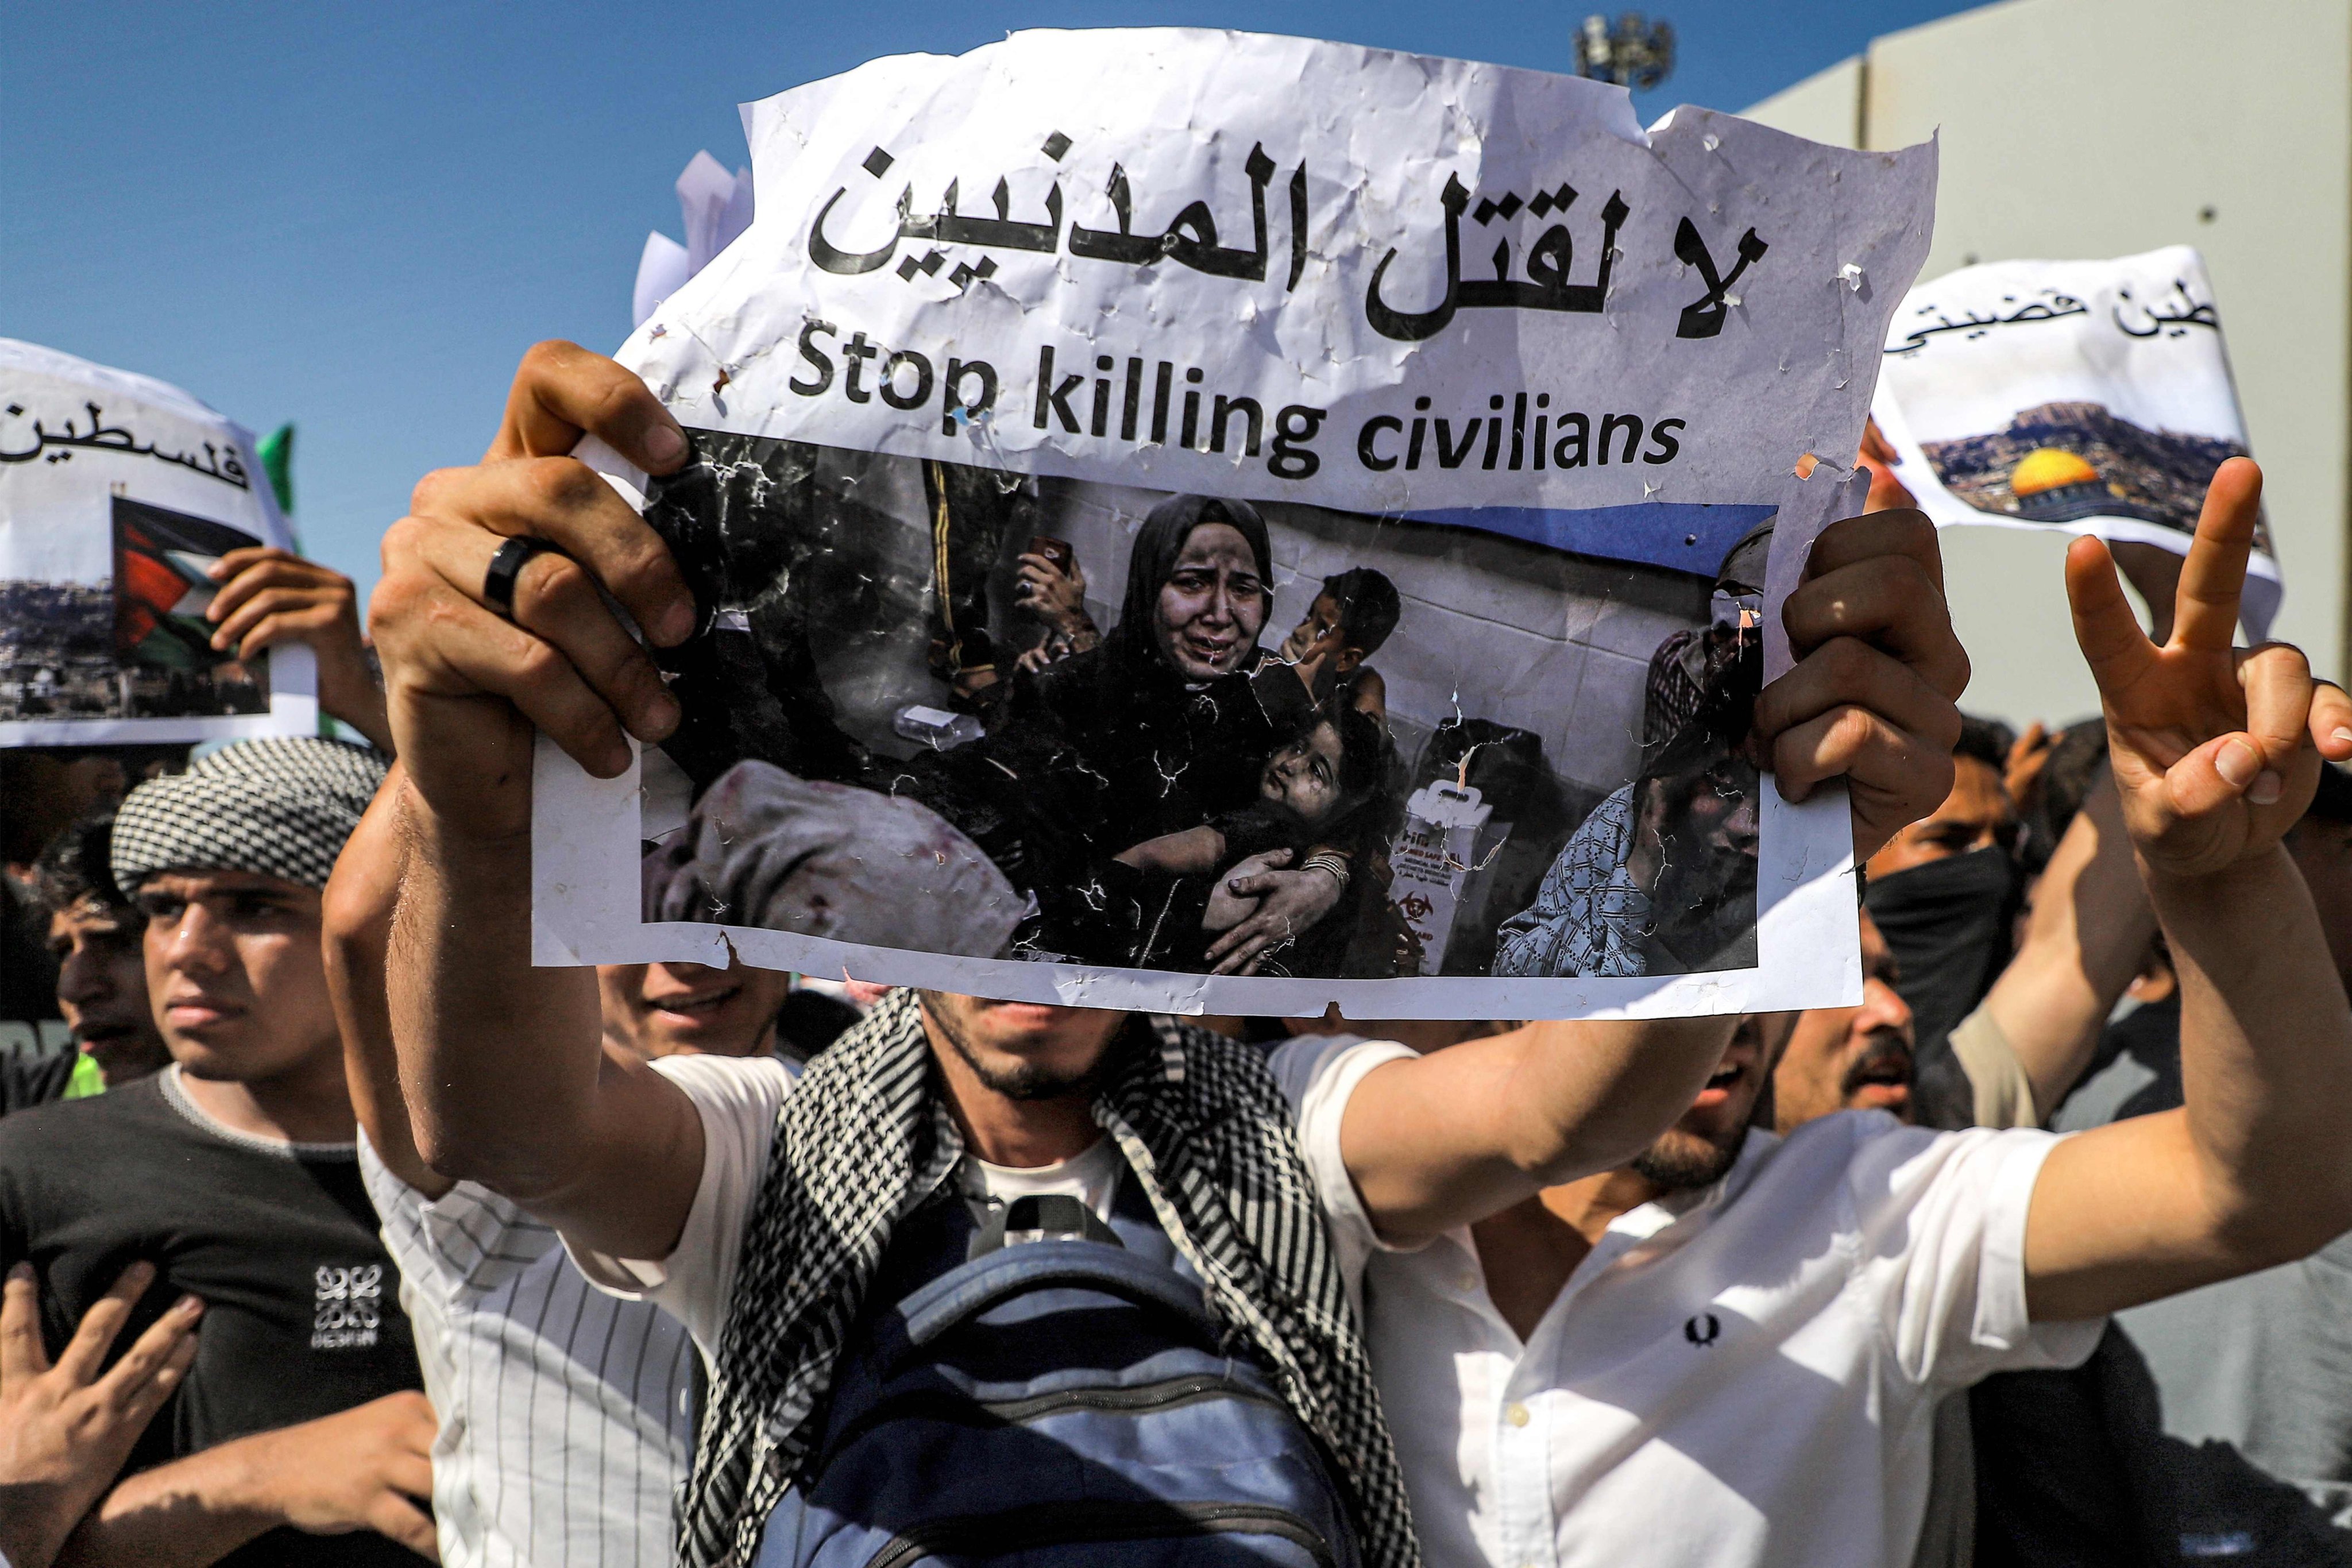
[1748,0,2350,729]
[1744,55,1862,151]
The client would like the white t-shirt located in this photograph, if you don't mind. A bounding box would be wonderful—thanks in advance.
[1268,1034,2106,1568]
[569,1053,1121,1353]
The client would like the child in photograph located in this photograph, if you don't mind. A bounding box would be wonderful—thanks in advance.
[1261,567,1401,725]
[1102,702,1392,972]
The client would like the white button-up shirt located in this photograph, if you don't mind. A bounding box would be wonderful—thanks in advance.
[1268,1035,2103,1568]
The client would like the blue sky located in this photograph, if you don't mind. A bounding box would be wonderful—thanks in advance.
[6,1,1973,600]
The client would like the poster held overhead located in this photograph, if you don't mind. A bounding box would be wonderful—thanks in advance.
[537,28,1938,1018]
[0,338,316,744]
[1871,246,2279,639]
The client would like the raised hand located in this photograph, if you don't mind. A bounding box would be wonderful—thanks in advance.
[1014,550,1090,632]
[1753,508,1971,864]
[205,548,391,751]
[2065,457,2352,879]
[370,342,698,837]
[0,1261,202,1568]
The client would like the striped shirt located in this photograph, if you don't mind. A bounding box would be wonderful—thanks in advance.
[358,1135,696,1568]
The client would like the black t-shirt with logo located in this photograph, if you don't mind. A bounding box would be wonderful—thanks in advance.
[0,1069,427,1566]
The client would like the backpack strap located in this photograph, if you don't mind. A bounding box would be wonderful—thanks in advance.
[901,1239,1215,1350]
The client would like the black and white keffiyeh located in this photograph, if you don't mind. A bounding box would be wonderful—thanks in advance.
[111,736,387,893]
[681,987,1421,1568]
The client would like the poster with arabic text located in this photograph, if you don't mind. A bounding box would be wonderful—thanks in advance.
[1872,246,2278,640]
[0,339,317,746]
[536,29,1937,1018]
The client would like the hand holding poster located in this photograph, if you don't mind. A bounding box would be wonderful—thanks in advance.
[0,339,317,744]
[536,28,1938,1017]
[1871,245,2280,639]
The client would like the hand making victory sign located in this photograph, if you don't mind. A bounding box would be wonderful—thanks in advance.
[2009,455,2352,1323]
[2065,457,2352,875]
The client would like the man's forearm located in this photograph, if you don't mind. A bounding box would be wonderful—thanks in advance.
[1984,779,2156,1115]
[325,787,451,1200]
[2155,845,2352,1258]
[384,778,605,1198]
[56,1436,285,1568]
[1503,1016,1739,1182]
[1343,1013,1736,1241]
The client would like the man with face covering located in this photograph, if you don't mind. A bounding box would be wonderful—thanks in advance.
[1861,716,2023,1127]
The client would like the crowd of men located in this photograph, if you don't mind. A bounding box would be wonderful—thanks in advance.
[1,339,2349,1568]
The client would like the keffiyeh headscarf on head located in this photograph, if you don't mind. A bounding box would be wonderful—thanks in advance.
[111,736,388,893]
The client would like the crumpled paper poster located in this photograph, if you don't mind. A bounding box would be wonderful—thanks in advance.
[0,339,317,745]
[1872,246,2278,640]
[539,28,1936,1018]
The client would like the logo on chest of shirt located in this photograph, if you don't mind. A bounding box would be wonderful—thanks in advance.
[1683,1311,1722,1347]
[311,1264,383,1350]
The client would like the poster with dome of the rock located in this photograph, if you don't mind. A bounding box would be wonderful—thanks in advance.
[1870,245,2280,640]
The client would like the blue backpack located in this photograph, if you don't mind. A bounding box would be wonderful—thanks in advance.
[752,1185,1363,1568]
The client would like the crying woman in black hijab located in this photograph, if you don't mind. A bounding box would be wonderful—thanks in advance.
[896,493,1327,956]
[1861,716,2023,1129]
[1105,492,1277,685]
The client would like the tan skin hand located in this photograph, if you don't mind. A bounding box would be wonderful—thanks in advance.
[1,1262,202,1568]
[2012,455,2352,1324]
[1203,847,1293,937]
[1754,509,1970,865]
[2005,720,2052,816]
[1857,417,1917,513]
[245,1392,438,1557]
[1014,551,1091,635]
[2065,458,2352,877]
[370,341,698,837]
[204,548,393,753]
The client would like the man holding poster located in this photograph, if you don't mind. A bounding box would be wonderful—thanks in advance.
[356,345,2352,1568]
[346,33,1997,1566]
[358,341,1965,1568]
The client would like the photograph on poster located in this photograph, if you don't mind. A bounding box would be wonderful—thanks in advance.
[638,433,1774,982]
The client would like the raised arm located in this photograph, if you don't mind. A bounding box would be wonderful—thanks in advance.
[1345,509,1972,1241]
[2025,458,2352,1320]
[320,770,447,1199]
[1976,773,2157,1118]
[348,342,707,1262]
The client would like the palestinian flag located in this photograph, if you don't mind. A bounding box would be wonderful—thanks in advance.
[112,497,262,670]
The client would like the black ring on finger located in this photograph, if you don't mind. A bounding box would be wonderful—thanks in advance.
[482,537,562,620]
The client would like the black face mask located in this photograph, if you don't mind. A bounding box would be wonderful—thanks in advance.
[1865,845,2023,1127]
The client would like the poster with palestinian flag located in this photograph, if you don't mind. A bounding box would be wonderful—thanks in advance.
[0,338,316,743]
[109,498,271,718]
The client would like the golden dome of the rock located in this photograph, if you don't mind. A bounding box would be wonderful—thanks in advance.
[2010,447,2100,497]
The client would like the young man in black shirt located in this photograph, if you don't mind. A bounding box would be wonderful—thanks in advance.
[0,737,435,1567]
